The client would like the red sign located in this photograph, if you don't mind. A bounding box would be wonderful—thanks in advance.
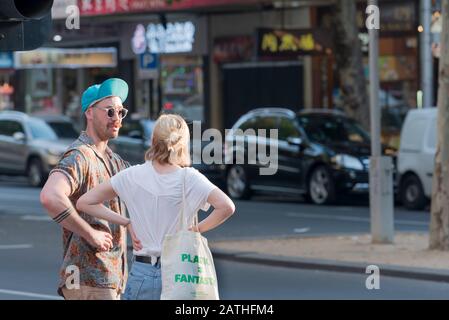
[78,0,260,16]
[213,36,254,64]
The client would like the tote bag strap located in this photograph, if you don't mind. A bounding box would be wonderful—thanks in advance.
[177,167,199,231]
[187,169,199,229]
[177,168,187,231]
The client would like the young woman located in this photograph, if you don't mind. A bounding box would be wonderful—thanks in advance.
[76,114,235,300]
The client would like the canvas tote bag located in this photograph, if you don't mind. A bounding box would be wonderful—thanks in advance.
[160,169,219,300]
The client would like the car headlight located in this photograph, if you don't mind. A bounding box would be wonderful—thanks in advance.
[332,154,364,171]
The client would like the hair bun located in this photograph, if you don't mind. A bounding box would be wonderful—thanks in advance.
[168,131,181,144]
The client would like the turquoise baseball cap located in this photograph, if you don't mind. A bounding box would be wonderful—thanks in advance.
[81,78,129,113]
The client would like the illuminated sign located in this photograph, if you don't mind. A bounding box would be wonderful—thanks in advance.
[78,0,261,16]
[257,29,333,57]
[0,53,13,69]
[132,21,196,54]
[14,48,117,68]
[213,36,254,64]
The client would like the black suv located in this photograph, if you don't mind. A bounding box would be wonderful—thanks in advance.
[224,108,396,204]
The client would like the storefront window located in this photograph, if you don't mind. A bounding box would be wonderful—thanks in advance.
[160,56,204,123]
[0,79,14,110]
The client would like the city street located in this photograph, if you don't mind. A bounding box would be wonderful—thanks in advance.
[0,0,447,304]
[0,176,447,300]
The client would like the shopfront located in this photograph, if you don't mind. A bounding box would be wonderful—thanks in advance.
[212,26,332,129]
[14,47,119,127]
[121,16,208,123]
[0,52,15,111]
[317,0,419,110]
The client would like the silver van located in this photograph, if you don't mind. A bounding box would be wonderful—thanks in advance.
[398,108,437,210]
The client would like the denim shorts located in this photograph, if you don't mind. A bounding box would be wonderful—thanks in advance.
[123,259,162,300]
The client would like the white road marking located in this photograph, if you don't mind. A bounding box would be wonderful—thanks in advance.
[286,212,428,226]
[0,244,33,250]
[21,215,51,222]
[0,288,62,300]
[293,227,310,234]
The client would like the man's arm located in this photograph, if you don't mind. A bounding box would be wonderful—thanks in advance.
[40,172,113,251]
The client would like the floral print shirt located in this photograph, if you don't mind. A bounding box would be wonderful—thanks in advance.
[49,132,130,295]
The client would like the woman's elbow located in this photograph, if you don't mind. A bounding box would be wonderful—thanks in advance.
[225,201,235,217]
[75,197,86,212]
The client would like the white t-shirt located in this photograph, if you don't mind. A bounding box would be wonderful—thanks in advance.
[110,161,217,257]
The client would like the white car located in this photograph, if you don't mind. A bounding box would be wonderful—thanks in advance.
[398,108,437,210]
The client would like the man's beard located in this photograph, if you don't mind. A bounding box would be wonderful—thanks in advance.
[95,124,114,141]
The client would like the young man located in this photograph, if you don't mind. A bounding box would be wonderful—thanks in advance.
[40,78,140,300]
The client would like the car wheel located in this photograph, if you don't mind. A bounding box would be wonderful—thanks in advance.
[307,166,336,205]
[400,174,426,210]
[226,165,251,200]
[27,159,45,188]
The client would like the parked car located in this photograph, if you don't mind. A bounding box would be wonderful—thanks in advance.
[109,117,225,187]
[0,111,78,187]
[224,108,396,205]
[109,117,154,165]
[35,114,80,140]
[398,107,437,210]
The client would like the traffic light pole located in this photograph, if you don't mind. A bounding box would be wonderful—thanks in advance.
[368,0,394,244]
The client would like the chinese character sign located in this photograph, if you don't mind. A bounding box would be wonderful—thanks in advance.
[132,21,196,54]
[257,29,333,57]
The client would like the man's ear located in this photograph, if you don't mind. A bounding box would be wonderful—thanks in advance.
[85,108,93,121]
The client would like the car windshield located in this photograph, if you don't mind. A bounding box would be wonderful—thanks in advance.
[297,115,370,144]
[46,121,79,139]
[28,119,58,140]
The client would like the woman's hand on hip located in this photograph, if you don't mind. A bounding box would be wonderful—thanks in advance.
[127,224,143,251]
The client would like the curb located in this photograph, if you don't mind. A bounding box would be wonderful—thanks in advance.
[211,248,449,283]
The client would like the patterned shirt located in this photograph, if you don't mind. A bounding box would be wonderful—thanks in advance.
[49,132,130,296]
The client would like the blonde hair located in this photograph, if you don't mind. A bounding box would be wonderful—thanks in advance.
[145,114,191,167]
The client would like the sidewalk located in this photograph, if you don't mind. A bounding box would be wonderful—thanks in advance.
[210,232,449,282]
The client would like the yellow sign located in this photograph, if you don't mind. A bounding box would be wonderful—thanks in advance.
[14,48,117,69]
[259,29,331,57]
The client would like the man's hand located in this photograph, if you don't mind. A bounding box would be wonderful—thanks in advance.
[87,229,114,251]
[127,224,143,251]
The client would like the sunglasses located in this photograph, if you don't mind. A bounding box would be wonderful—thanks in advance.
[95,106,129,119]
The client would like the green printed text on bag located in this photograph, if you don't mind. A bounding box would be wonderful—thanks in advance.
[160,169,219,300]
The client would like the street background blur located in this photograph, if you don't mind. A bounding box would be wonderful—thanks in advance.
[0,0,448,300]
